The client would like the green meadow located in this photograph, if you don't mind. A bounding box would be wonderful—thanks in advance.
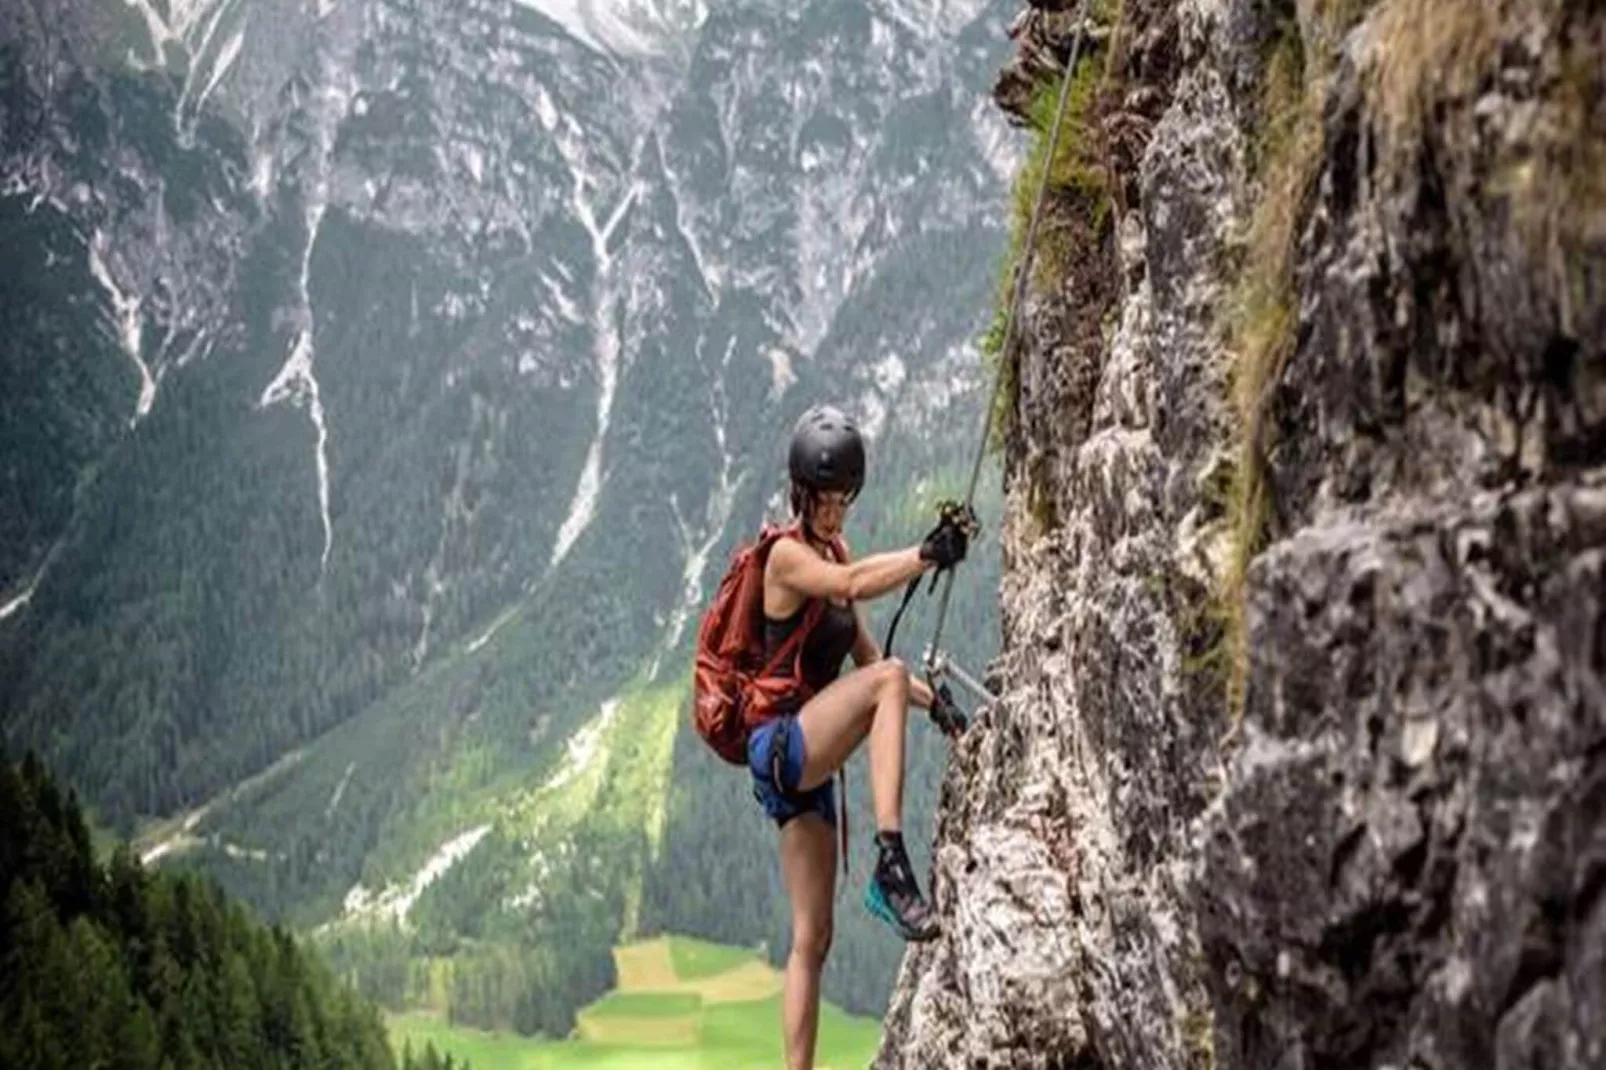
[388,935,881,1069]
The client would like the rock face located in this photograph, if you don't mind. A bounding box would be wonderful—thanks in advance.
[878,0,1604,1066]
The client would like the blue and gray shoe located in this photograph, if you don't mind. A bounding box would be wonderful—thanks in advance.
[864,834,940,942]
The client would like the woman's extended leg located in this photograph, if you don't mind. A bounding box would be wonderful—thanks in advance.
[779,813,837,1070]
[792,658,910,831]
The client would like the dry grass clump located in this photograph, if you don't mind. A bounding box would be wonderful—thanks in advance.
[1221,25,1330,721]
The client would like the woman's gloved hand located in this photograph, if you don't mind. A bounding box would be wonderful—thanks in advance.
[918,514,969,569]
[929,683,968,738]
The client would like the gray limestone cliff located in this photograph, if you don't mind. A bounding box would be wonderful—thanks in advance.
[877,0,1604,1067]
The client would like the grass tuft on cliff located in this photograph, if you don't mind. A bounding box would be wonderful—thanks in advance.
[984,18,1121,459]
[1221,2,1380,725]
[1220,23,1324,722]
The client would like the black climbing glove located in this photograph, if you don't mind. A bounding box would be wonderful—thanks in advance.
[918,514,969,570]
[928,683,968,738]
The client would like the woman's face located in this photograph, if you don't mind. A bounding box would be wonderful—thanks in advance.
[809,490,850,539]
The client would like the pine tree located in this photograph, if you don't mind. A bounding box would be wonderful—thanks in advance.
[217,949,261,1069]
[0,752,432,1070]
[112,1000,162,1070]
[3,879,71,1066]
[62,916,127,1070]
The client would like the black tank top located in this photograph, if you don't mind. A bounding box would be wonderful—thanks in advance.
[763,598,858,695]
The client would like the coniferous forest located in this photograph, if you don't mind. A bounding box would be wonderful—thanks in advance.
[0,749,468,1070]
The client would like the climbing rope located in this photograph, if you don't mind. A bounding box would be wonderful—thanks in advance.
[905,0,1096,696]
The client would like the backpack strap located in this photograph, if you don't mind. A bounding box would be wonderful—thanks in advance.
[796,533,855,882]
[755,524,830,683]
[825,534,851,881]
[756,597,825,681]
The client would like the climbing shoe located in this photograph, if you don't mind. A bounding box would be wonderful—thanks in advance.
[863,831,940,942]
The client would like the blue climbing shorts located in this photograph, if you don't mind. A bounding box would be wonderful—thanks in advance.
[748,714,837,828]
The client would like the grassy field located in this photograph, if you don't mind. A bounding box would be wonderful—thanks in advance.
[387,935,880,1069]
[667,935,759,981]
[582,991,702,1018]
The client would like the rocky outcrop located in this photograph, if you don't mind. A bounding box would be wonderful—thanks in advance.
[1199,1,1605,1064]
[878,0,1604,1066]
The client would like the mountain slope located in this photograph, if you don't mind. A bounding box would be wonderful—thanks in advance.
[3,0,1014,1032]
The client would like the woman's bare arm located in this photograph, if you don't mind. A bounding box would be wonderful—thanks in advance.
[768,537,928,604]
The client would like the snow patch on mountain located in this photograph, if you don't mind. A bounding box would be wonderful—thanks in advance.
[0,587,33,621]
[326,761,356,819]
[767,348,797,400]
[258,57,357,576]
[341,825,493,924]
[260,309,334,573]
[196,29,245,113]
[658,137,720,298]
[468,606,520,653]
[793,145,875,358]
[875,0,991,39]
[972,96,1023,184]
[115,0,244,77]
[88,231,157,426]
[548,156,640,573]
[119,0,179,61]
[512,0,708,56]
[652,465,742,679]
[175,0,245,131]
[139,808,211,866]
[543,698,622,793]
[512,0,650,56]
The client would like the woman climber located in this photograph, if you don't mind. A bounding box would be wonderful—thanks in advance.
[750,402,970,1070]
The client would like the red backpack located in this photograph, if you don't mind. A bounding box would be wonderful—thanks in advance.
[692,521,842,764]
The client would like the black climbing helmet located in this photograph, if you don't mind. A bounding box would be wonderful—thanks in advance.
[788,404,866,501]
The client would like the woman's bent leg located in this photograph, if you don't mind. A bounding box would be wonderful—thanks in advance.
[790,659,937,941]
[794,658,910,833]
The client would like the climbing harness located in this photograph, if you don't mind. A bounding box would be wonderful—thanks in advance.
[887,0,1095,721]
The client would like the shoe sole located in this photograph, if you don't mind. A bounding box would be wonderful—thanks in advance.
[864,879,940,942]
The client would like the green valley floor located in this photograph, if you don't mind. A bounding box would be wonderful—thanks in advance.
[387,935,881,1069]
